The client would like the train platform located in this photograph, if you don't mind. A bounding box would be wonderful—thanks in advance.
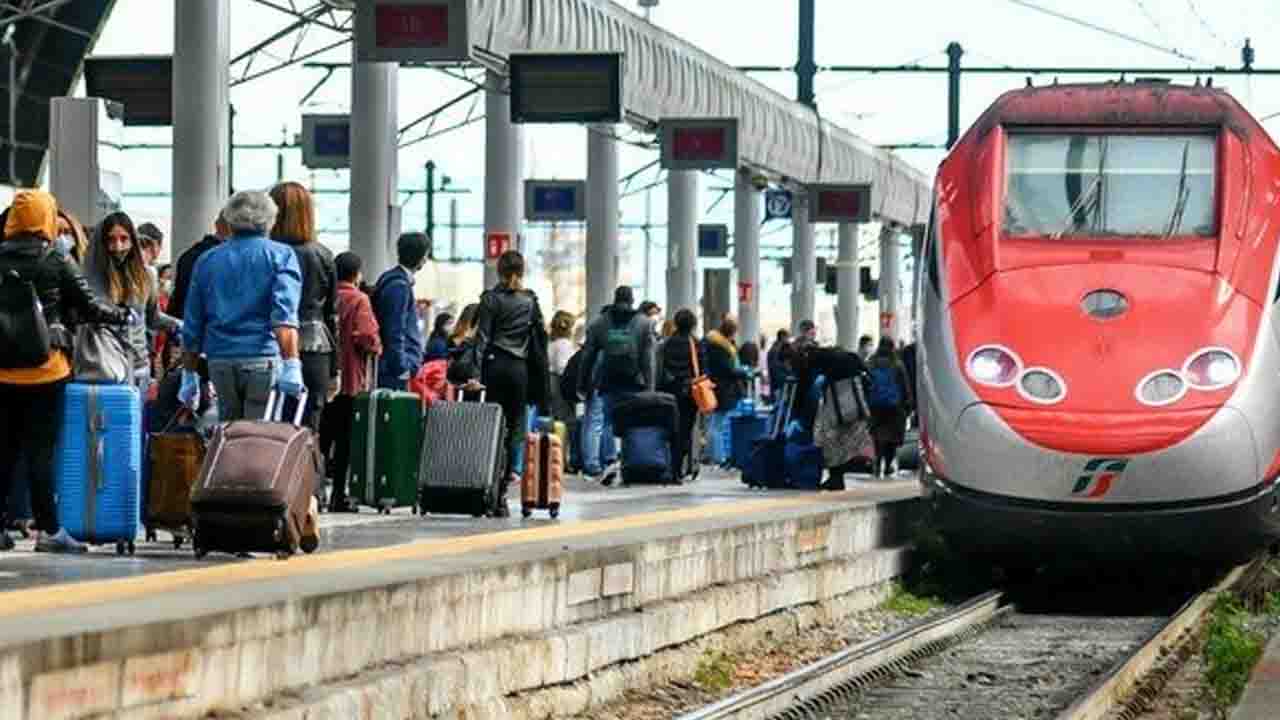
[1232,630,1280,719]
[0,471,919,720]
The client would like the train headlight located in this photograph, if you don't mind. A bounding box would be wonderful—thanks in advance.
[1136,370,1187,406]
[967,345,1021,387]
[1018,368,1066,404]
[1183,348,1240,390]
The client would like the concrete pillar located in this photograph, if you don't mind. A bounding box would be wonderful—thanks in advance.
[666,170,698,314]
[836,222,859,351]
[484,70,523,289]
[349,49,398,275]
[586,126,619,315]
[734,171,761,345]
[790,193,815,334]
[879,224,901,342]
[172,0,229,256]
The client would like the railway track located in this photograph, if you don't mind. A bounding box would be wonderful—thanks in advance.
[678,560,1265,720]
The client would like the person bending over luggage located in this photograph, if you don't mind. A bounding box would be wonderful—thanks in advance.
[178,191,304,422]
[473,251,550,517]
[320,251,382,512]
[373,232,430,391]
[270,182,339,432]
[84,211,182,393]
[0,190,133,553]
[866,338,913,479]
[656,308,705,481]
[578,286,655,485]
[783,340,872,491]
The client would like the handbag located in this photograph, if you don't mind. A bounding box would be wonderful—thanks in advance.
[814,377,874,469]
[73,323,132,384]
[689,338,719,415]
[0,267,51,369]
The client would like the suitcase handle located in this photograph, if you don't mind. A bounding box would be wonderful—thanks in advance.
[264,389,308,426]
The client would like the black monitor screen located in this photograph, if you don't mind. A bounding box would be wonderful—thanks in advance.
[84,57,173,127]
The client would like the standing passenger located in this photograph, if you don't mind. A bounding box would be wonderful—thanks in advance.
[656,309,703,481]
[373,233,430,391]
[0,191,131,552]
[324,251,381,512]
[578,287,654,484]
[269,182,338,431]
[866,338,912,478]
[179,191,304,422]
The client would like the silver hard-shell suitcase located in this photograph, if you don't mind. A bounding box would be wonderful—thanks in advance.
[417,390,507,517]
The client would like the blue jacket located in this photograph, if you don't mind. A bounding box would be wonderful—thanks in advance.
[181,232,302,360]
[373,266,423,386]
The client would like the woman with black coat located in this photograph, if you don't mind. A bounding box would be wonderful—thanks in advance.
[655,309,705,480]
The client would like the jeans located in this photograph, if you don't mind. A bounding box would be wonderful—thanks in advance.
[0,380,67,533]
[581,392,618,476]
[208,357,278,423]
[704,410,731,465]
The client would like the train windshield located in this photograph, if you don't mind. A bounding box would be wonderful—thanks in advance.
[1004,133,1216,238]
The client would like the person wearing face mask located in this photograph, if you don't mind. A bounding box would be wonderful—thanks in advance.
[54,209,88,265]
[83,212,181,393]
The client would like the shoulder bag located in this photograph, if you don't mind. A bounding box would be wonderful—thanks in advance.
[689,338,719,415]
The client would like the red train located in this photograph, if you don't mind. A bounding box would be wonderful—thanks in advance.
[916,80,1280,563]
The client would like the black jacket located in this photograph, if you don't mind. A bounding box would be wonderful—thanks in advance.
[168,234,222,322]
[475,284,550,408]
[579,303,655,395]
[278,237,338,366]
[655,332,704,397]
[791,347,870,430]
[0,235,128,350]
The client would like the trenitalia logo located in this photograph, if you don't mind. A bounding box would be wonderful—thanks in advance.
[1073,458,1129,498]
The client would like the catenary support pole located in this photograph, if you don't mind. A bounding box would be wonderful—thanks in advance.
[484,70,523,289]
[349,47,398,275]
[172,0,230,256]
[735,171,762,344]
[790,193,815,335]
[836,222,859,350]
[879,224,901,342]
[666,169,698,313]
[586,126,619,315]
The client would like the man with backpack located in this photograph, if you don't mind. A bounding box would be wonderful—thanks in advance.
[866,337,913,479]
[578,286,655,485]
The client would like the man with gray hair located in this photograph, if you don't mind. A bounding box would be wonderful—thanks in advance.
[178,191,304,421]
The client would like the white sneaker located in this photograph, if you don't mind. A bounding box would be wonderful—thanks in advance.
[600,462,620,487]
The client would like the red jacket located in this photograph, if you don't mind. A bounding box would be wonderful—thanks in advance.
[337,281,382,395]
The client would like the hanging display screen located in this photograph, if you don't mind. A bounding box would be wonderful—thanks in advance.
[84,56,173,127]
[510,53,623,124]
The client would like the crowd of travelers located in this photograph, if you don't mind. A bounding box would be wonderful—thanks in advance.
[0,182,917,551]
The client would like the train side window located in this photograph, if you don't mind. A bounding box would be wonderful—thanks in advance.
[925,207,941,295]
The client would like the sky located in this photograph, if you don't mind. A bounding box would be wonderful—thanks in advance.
[80,0,1280,336]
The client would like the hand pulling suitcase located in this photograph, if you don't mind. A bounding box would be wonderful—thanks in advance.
[521,431,564,518]
[146,412,205,548]
[418,389,507,517]
[190,391,321,559]
[743,382,795,489]
[349,357,423,514]
[621,426,674,485]
[55,383,142,555]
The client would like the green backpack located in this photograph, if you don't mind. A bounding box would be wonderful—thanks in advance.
[602,315,640,386]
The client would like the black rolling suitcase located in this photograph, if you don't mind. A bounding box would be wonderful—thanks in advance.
[418,389,507,517]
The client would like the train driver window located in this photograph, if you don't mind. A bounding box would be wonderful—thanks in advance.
[1004,133,1216,238]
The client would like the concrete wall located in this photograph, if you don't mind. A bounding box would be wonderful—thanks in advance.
[0,498,917,719]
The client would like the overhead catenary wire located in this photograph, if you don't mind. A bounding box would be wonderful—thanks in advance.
[1002,0,1205,63]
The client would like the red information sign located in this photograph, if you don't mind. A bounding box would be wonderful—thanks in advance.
[880,311,895,332]
[738,281,754,304]
[485,231,512,260]
[810,184,872,223]
[672,127,727,163]
[817,190,863,219]
[375,4,450,48]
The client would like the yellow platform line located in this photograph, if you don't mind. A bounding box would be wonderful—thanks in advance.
[0,491,883,621]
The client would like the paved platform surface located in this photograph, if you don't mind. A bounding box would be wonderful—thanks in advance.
[0,469,917,595]
[1232,630,1280,719]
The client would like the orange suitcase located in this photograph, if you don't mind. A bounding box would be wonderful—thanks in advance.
[521,432,564,518]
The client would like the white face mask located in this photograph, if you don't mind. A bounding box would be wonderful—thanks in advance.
[55,234,75,254]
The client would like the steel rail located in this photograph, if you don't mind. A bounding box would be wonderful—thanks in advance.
[676,590,1005,720]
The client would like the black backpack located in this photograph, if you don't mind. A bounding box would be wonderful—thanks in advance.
[602,313,640,386]
[560,348,584,404]
[0,261,51,369]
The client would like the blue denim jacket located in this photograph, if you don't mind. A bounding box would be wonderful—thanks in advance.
[181,232,302,359]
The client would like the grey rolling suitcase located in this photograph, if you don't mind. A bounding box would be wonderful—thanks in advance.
[418,390,507,517]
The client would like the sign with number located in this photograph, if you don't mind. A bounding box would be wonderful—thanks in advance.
[698,224,729,258]
[301,114,350,170]
[524,180,587,221]
[485,231,512,261]
[356,0,470,63]
[660,118,739,170]
[765,190,793,221]
[810,183,872,223]
[738,281,754,304]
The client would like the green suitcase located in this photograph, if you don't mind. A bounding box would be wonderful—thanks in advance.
[348,389,423,514]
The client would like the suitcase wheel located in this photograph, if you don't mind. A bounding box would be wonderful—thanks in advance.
[521,507,532,518]
[115,540,135,556]
[145,527,157,543]
[172,536,184,550]
[549,505,560,519]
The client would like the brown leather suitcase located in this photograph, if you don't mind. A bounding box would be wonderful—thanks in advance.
[146,429,205,545]
[521,431,564,518]
[191,392,321,559]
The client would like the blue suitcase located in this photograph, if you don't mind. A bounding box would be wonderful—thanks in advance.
[730,410,770,470]
[621,426,673,485]
[785,442,824,490]
[743,382,795,489]
[55,383,142,554]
